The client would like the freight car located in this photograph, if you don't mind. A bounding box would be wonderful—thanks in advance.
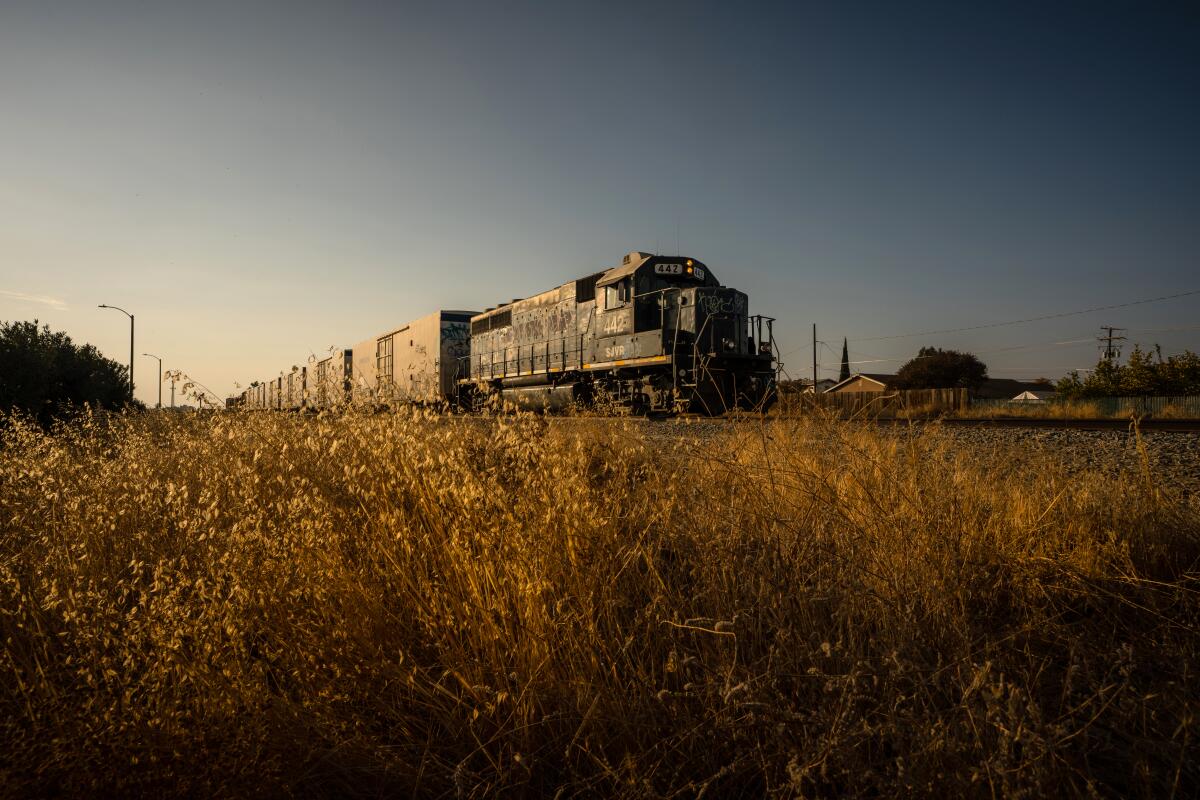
[237,308,474,411]
[462,251,776,414]
[232,251,776,416]
[309,349,353,408]
[351,310,477,406]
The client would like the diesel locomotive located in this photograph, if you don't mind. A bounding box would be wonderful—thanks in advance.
[463,250,776,414]
[234,250,777,415]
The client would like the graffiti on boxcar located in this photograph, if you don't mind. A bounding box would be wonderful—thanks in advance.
[443,322,470,359]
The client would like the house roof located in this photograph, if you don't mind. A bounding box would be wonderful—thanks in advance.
[974,378,1051,399]
[824,372,897,393]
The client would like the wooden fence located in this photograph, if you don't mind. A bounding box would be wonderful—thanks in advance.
[778,388,969,418]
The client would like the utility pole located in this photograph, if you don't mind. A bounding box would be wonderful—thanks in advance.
[812,323,818,391]
[1098,326,1126,361]
[170,373,176,408]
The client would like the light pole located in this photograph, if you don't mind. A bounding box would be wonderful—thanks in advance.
[143,353,162,408]
[98,304,134,403]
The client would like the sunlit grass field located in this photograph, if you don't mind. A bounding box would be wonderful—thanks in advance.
[2,410,1197,797]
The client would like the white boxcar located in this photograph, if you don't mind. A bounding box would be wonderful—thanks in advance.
[310,349,353,408]
[351,310,476,406]
[283,367,306,410]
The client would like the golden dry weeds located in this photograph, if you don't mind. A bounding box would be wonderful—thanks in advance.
[1,410,1198,797]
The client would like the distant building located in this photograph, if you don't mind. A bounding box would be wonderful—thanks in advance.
[803,378,838,394]
[1012,389,1057,402]
[825,373,897,393]
[823,373,1057,398]
[974,378,1053,399]
[778,378,837,394]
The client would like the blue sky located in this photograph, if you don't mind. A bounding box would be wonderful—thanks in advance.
[1,1,1197,403]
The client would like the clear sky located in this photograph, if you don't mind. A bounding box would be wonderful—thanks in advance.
[2,1,1197,404]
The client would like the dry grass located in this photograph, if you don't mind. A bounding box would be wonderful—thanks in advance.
[1151,402,1200,420]
[2,409,1198,798]
[954,401,1119,420]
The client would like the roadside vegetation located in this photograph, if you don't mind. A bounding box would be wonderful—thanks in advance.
[955,397,1200,420]
[1057,347,1200,398]
[0,320,134,425]
[2,410,1197,797]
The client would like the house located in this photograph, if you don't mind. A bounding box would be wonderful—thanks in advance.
[824,373,897,393]
[825,374,1054,397]
[778,378,837,394]
[974,378,1053,400]
[803,378,838,394]
[1012,389,1056,402]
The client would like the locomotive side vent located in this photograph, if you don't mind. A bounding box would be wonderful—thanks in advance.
[575,272,602,303]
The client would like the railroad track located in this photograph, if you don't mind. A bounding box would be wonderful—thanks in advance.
[864,417,1200,434]
[934,417,1200,432]
[619,412,1200,431]
[628,412,1200,431]
[682,414,1200,432]
[352,408,1200,433]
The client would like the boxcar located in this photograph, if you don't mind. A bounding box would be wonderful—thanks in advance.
[352,310,478,406]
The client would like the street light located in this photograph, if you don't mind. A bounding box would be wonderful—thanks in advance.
[142,353,162,408]
[98,304,134,403]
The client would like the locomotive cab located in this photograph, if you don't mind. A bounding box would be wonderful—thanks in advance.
[592,251,775,413]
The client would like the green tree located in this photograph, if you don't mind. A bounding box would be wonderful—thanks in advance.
[0,320,134,425]
[1160,350,1200,395]
[1119,346,1159,395]
[1081,353,1123,396]
[894,347,988,390]
[1055,371,1085,397]
[1061,346,1200,397]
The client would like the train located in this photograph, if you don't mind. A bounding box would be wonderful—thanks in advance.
[233,251,778,415]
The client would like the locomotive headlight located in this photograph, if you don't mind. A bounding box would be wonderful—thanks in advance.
[686,259,694,267]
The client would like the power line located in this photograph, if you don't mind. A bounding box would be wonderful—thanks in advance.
[854,287,1200,342]
[780,289,1200,364]
[839,336,1097,367]
[1122,324,1200,334]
